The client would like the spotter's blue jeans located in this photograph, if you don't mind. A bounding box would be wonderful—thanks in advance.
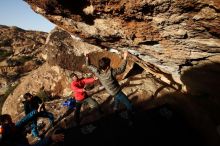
[15,110,52,146]
[114,91,133,111]
[31,111,54,137]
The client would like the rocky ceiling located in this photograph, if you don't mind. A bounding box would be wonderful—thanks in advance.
[24,0,220,92]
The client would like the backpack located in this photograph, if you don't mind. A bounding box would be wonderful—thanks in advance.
[63,98,76,110]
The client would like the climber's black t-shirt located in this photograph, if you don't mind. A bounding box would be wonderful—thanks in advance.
[23,96,42,115]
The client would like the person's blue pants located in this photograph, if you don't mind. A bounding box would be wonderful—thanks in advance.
[38,111,54,125]
[16,110,38,128]
[31,111,54,137]
[15,110,52,146]
[114,91,133,111]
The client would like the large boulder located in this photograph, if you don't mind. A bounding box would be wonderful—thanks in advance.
[24,0,220,89]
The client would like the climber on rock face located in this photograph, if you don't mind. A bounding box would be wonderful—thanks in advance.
[85,51,134,123]
[0,111,64,146]
[70,73,103,126]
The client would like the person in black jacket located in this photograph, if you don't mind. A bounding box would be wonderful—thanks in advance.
[23,93,54,140]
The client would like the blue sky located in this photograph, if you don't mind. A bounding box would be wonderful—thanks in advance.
[0,0,55,32]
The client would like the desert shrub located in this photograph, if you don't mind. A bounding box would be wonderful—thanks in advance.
[0,50,12,61]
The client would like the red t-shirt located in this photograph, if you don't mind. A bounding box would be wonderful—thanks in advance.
[70,78,95,101]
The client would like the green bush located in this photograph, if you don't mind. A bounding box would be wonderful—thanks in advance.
[7,56,33,66]
[3,82,19,98]
[0,50,12,60]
